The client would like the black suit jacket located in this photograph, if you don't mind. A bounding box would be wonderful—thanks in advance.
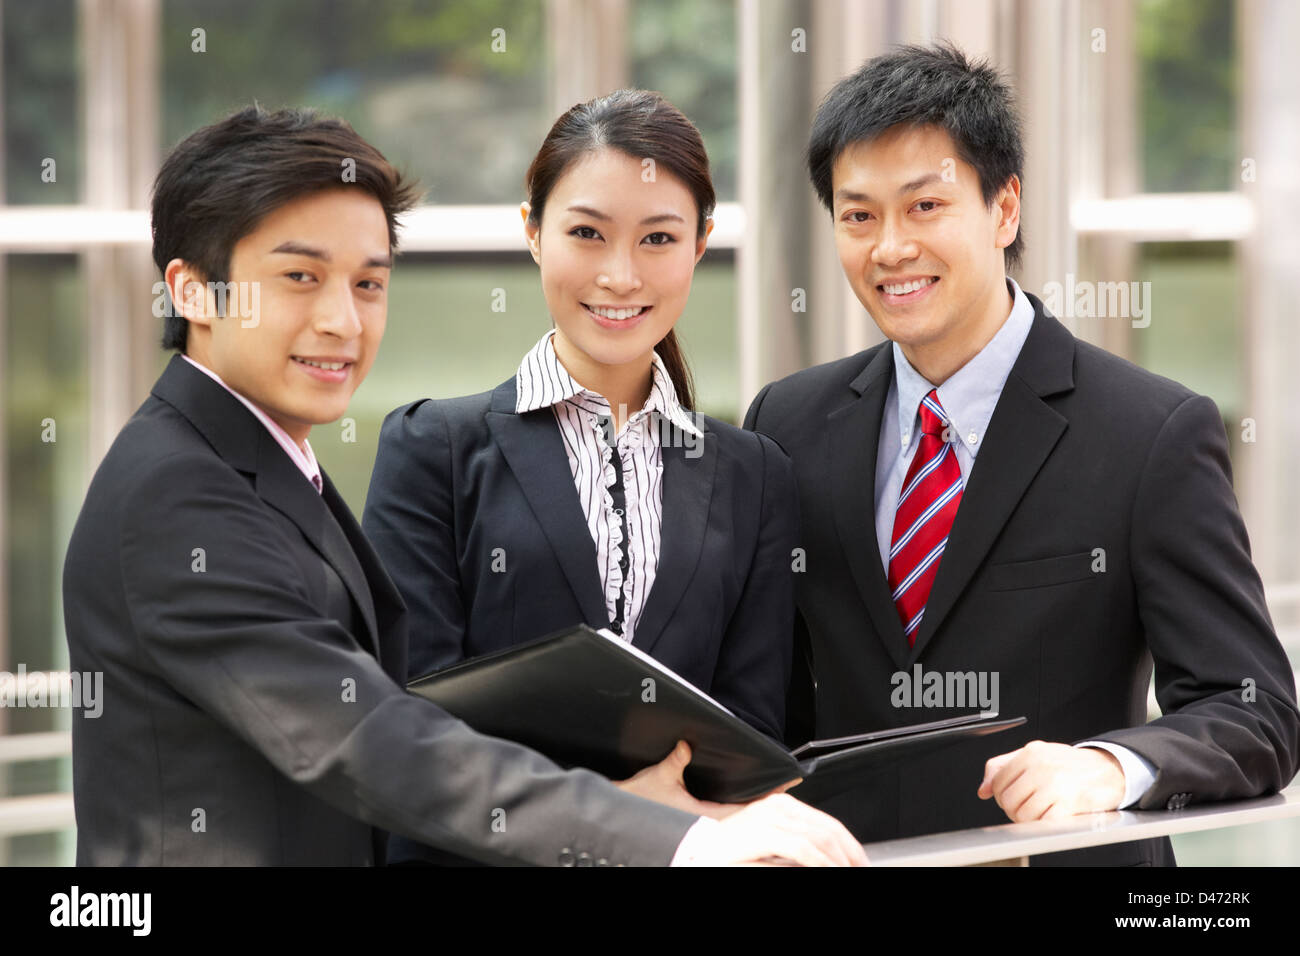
[744,293,1300,866]
[362,377,798,863]
[63,355,698,865]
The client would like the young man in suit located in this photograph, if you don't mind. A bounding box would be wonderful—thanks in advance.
[744,43,1300,865]
[62,105,867,866]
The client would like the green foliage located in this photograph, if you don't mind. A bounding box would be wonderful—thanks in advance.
[1137,0,1237,192]
[2,0,80,203]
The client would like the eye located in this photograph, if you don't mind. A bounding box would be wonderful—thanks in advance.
[285,271,315,283]
[643,232,675,246]
[569,225,601,240]
[358,279,385,292]
[843,211,873,223]
[913,200,939,212]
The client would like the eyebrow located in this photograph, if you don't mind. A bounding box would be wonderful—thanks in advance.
[565,205,686,226]
[834,172,947,204]
[270,241,392,269]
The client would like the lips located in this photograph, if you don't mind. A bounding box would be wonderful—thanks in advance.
[877,276,939,305]
[291,355,355,383]
[582,303,653,330]
[291,356,353,371]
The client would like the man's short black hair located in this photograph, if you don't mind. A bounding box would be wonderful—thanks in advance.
[152,105,421,351]
[807,41,1025,270]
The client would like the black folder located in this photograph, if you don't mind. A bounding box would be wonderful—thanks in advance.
[407,623,1025,803]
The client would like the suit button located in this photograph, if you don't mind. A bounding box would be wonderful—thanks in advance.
[576,851,593,867]
[596,858,610,867]
[558,848,576,866]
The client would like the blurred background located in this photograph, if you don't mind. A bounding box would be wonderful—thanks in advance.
[1,0,1296,866]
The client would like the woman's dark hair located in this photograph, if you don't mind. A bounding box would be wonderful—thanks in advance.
[807,42,1026,270]
[524,89,715,411]
[152,105,421,350]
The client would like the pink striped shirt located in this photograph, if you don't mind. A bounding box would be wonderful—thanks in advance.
[182,355,323,494]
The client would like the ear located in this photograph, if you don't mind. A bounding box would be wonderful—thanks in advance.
[695,217,714,265]
[993,174,1021,254]
[164,259,215,330]
[520,202,541,265]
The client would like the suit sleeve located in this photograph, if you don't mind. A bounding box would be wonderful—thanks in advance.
[708,432,798,742]
[1092,394,1300,807]
[362,400,467,680]
[119,450,697,866]
[742,382,775,433]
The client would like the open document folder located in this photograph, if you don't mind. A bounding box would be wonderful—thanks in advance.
[407,623,1025,803]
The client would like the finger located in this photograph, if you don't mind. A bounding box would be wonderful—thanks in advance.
[988,755,1029,802]
[979,749,1020,797]
[772,777,803,795]
[757,797,867,866]
[997,771,1039,819]
[655,741,691,784]
[748,829,839,867]
[1014,790,1057,823]
[667,740,690,769]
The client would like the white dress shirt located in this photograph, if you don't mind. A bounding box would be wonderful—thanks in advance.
[515,329,703,645]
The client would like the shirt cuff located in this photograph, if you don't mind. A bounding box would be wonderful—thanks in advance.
[669,816,721,866]
[1075,741,1157,809]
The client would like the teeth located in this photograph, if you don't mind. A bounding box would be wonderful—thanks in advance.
[588,305,646,320]
[881,277,937,296]
[294,357,347,371]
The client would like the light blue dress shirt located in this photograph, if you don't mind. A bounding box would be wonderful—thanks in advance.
[871,276,1156,809]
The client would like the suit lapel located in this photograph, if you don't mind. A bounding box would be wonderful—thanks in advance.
[320,472,408,683]
[827,344,912,670]
[152,355,382,659]
[252,425,382,659]
[632,430,717,655]
[485,380,609,626]
[908,298,1076,660]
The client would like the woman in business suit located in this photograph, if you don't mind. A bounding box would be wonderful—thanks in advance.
[363,91,798,858]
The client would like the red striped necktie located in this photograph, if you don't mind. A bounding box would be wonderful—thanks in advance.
[887,389,964,646]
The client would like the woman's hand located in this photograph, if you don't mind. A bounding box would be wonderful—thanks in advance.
[614,740,801,820]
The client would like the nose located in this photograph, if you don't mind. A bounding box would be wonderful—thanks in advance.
[596,245,642,296]
[314,278,364,340]
[871,213,920,269]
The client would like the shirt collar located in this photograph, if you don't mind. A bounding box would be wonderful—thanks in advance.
[893,276,1035,454]
[181,354,323,493]
[515,329,704,438]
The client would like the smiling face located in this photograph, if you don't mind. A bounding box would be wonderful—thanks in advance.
[831,124,1020,383]
[522,148,709,388]
[170,187,392,445]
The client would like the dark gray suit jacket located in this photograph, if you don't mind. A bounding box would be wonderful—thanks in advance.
[63,355,697,866]
[745,293,1300,866]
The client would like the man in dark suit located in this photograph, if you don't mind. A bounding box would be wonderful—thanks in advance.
[62,105,866,866]
[745,44,1300,865]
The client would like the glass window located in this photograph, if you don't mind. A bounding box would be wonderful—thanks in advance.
[1132,241,1240,420]
[2,253,87,866]
[1137,0,1238,192]
[2,0,81,204]
[629,0,737,200]
[161,0,549,203]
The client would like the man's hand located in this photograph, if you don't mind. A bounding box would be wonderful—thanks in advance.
[978,740,1126,822]
[615,740,799,820]
[683,793,870,866]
